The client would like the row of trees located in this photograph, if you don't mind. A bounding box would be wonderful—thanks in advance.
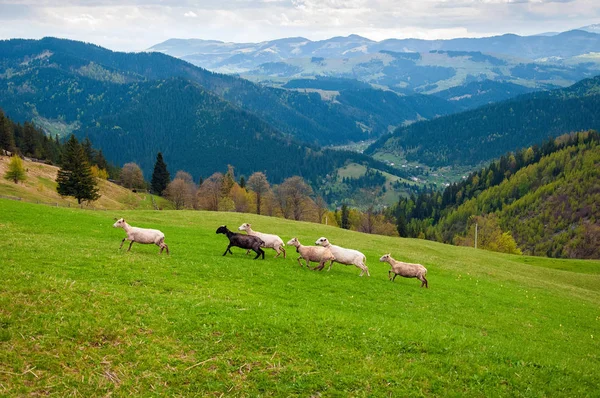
[136,152,399,235]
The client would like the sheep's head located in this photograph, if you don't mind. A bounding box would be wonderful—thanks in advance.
[315,237,330,247]
[286,237,300,247]
[216,225,228,235]
[113,218,125,228]
[238,223,251,231]
[379,254,391,262]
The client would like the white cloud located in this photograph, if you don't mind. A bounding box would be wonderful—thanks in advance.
[183,10,197,17]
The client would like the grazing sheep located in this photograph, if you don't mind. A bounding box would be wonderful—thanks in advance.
[286,237,335,271]
[238,223,286,258]
[216,225,265,260]
[315,237,370,277]
[379,254,428,288]
[113,218,169,254]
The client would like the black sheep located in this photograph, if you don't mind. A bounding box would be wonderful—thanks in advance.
[216,225,265,259]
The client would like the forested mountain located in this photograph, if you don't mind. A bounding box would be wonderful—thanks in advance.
[432,80,540,110]
[366,75,600,167]
[0,37,454,146]
[0,40,407,184]
[392,131,600,258]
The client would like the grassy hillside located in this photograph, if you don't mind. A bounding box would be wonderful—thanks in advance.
[0,156,169,210]
[1,199,599,396]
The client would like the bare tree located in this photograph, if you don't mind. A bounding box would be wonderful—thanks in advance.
[164,171,197,210]
[276,176,313,221]
[315,196,329,224]
[120,162,145,189]
[174,170,194,184]
[197,172,224,211]
[247,171,270,215]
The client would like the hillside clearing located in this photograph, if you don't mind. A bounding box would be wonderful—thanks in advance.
[0,200,599,396]
[0,156,170,210]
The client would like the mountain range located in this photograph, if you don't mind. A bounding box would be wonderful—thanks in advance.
[148,29,600,94]
[0,37,420,184]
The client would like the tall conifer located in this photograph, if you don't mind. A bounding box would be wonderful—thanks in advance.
[151,152,170,195]
[56,135,100,204]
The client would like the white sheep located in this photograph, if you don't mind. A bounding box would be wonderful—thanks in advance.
[315,237,370,277]
[287,237,335,271]
[379,254,428,288]
[238,223,286,258]
[113,218,169,254]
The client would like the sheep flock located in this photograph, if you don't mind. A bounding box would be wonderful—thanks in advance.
[113,218,430,288]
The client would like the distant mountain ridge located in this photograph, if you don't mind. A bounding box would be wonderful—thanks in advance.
[148,30,600,68]
[148,30,600,95]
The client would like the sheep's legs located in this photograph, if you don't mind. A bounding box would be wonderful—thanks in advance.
[327,260,334,272]
[253,247,265,260]
[159,243,170,255]
[311,261,325,271]
[127,241,134,252]
[296,257,304,267]
[223,245,233,256]
[119,238,127,249]
[419,275,428,288]
[274,246,286,259]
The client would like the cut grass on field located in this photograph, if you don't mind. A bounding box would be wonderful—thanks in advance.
[0,199,599,396]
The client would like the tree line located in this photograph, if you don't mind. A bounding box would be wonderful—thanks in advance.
[389,131,600,258]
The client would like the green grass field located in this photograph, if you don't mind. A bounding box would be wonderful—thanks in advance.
[1,199,599,396]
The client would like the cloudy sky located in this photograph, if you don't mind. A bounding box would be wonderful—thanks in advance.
[0,0,598,51]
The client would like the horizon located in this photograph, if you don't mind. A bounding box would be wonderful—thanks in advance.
[0,1,598,52]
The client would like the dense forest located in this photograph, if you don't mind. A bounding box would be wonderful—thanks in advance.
[0,107,116,177]
[391,131,600,258]
[0,108,62,163]
[432,80,540,110]
[0,37,456,147]
[367,75,600,167]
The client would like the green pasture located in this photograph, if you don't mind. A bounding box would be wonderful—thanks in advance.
[0,199,599,396]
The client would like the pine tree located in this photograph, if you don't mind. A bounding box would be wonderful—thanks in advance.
[81,137,96,164]
[0,110,16,152]
[341,204,350,229]
[4,155,26,184]
[56,135,100,204]
[151,152,170,195]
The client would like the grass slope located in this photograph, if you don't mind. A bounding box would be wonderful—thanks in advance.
[0,200,599,396]
[0,156,170,210]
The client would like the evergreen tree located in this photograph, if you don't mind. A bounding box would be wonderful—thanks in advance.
[0,110,16,152]
[56,135,100,204]
[151,152,170,195]
[396,214,407,237]
[82,137,96,164]
[4,155,26,184]
[239,176,246,189]
[341,204,350,229]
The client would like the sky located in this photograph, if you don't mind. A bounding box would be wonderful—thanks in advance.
[0,0,599,52]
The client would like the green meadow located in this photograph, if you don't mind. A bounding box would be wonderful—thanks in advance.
[0,199,599,396]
